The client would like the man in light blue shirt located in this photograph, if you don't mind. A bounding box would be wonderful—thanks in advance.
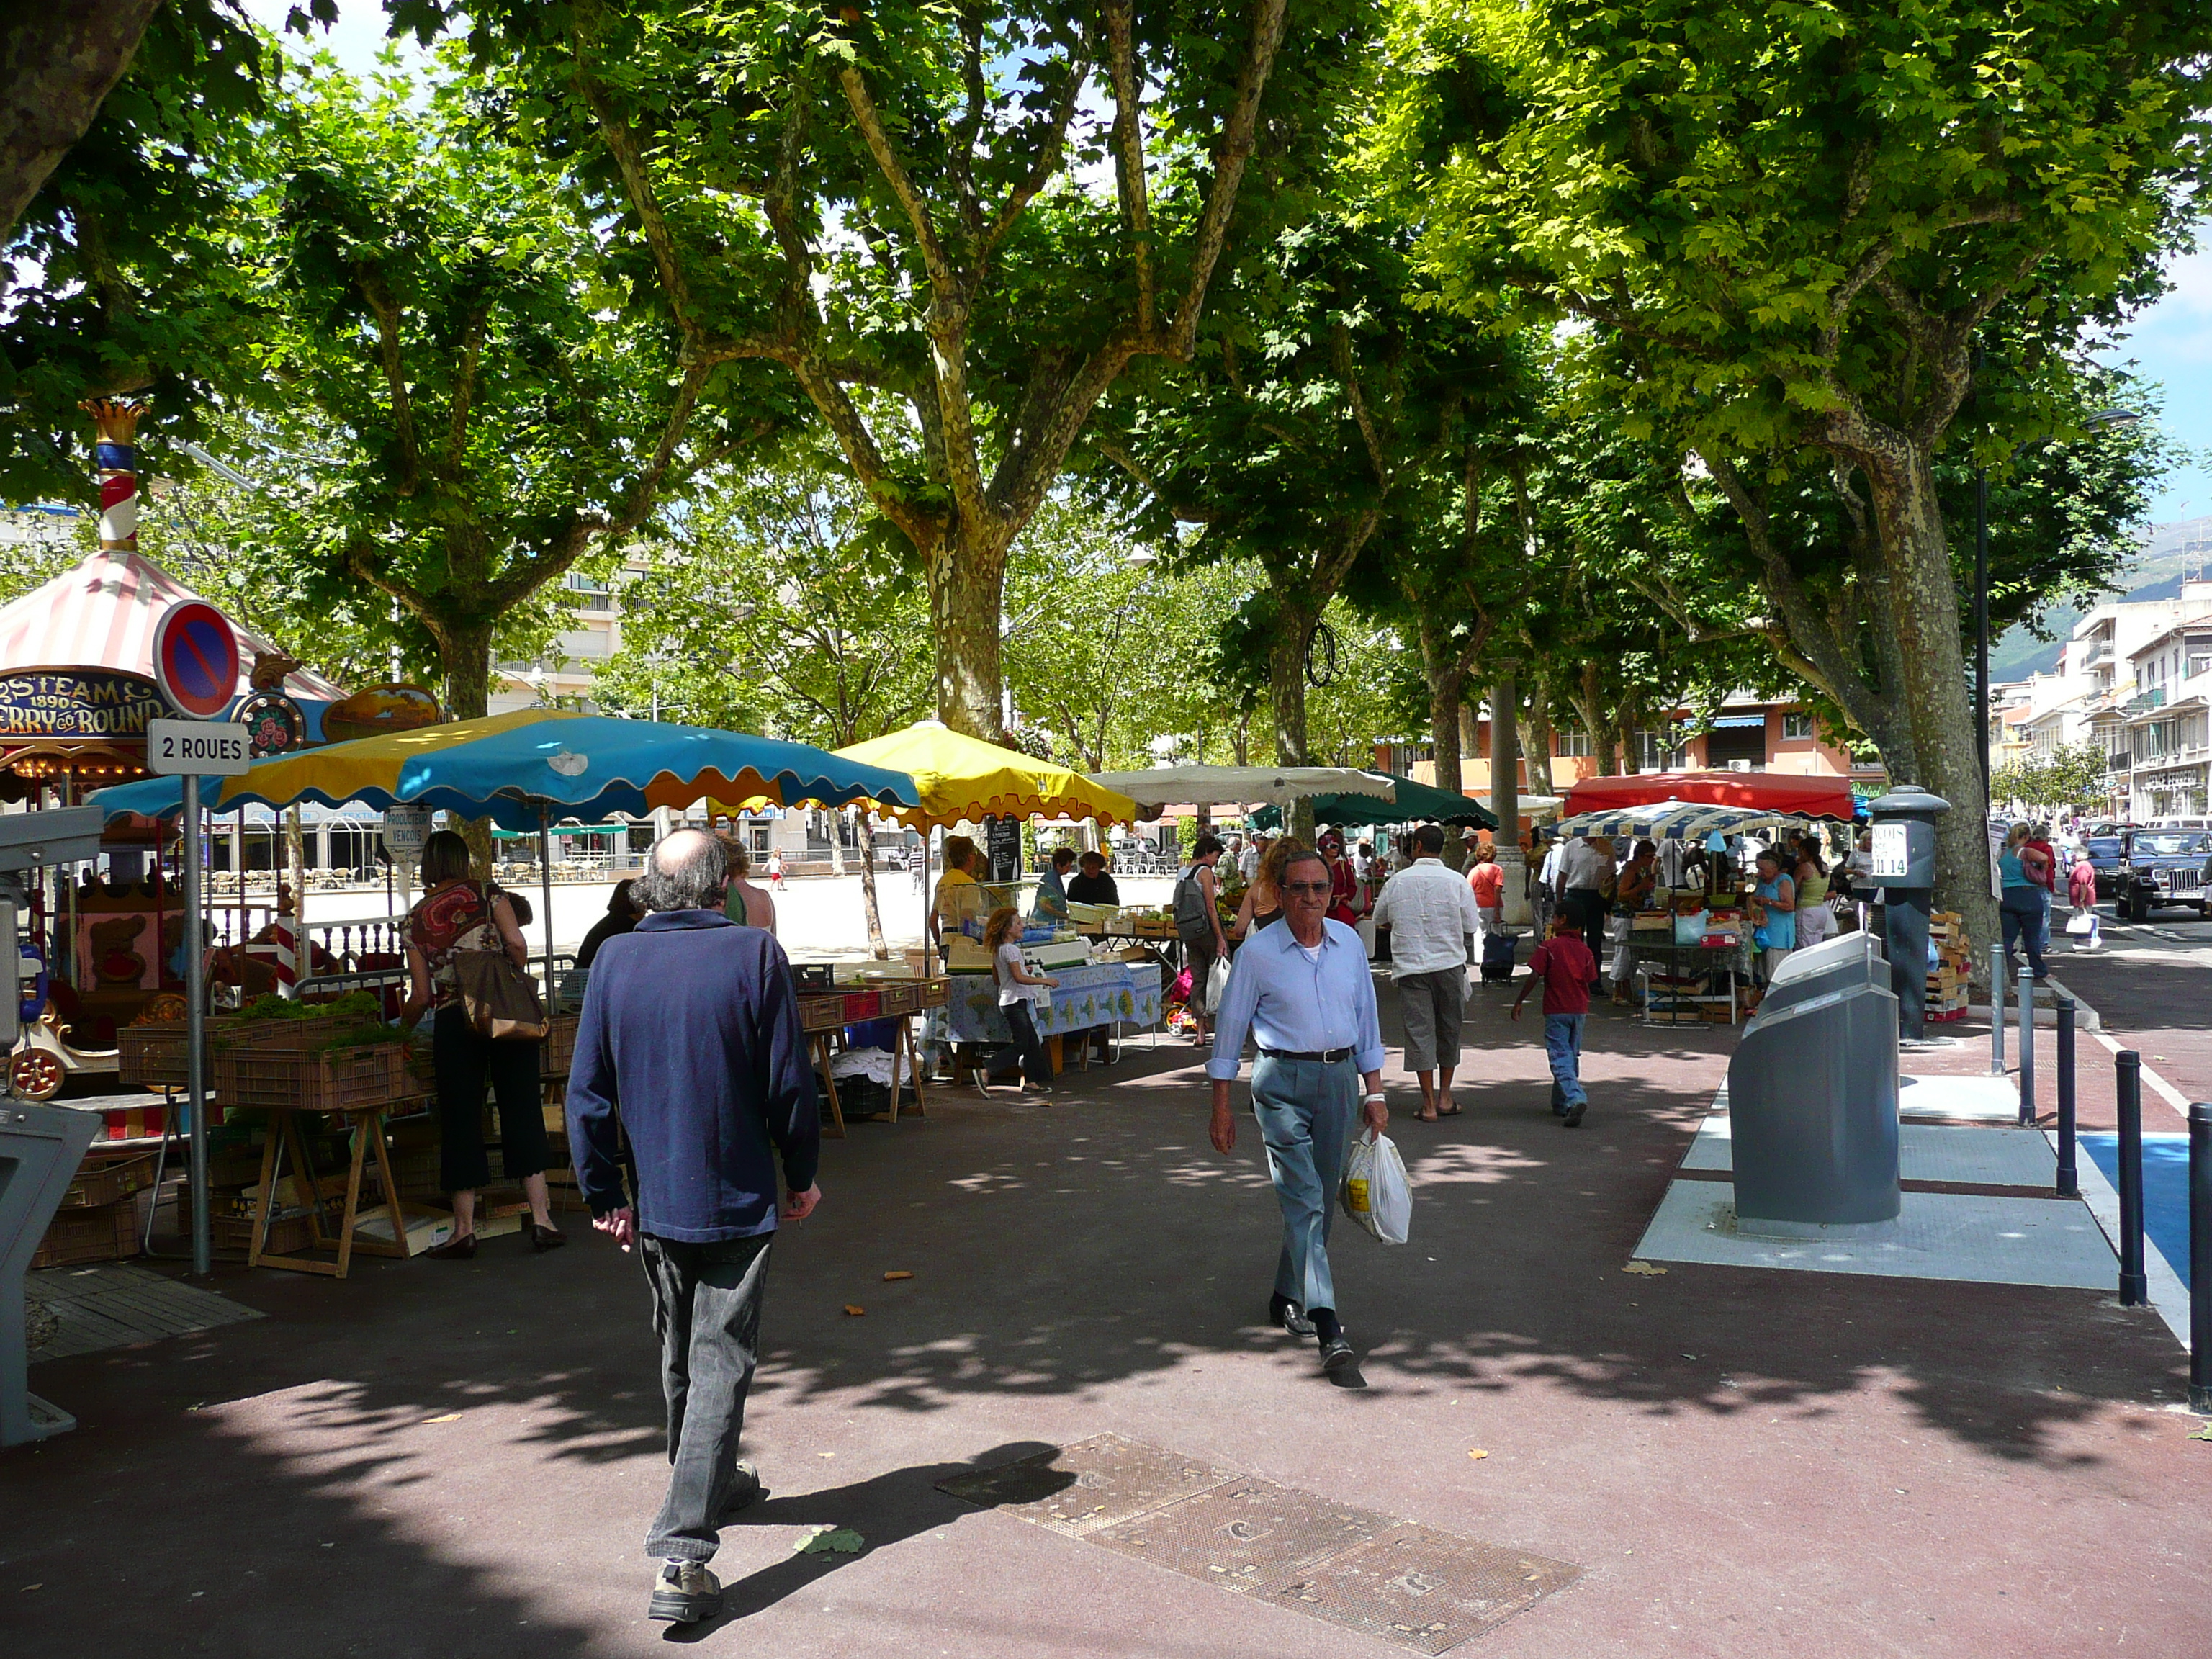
[1208,848,1387,1379]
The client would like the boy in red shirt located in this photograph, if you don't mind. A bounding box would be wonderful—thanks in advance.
[1511,914,1600,1127]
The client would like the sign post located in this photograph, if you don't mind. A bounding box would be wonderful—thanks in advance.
[146,601,246,1280]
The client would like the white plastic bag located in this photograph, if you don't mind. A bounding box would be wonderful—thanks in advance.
[1341,1128,1411,1245]
[1205,955,1232,1013]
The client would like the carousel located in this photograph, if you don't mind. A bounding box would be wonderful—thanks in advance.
[0,401,347,1095]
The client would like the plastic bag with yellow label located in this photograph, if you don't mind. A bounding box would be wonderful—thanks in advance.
[1340,1128,1411,1245]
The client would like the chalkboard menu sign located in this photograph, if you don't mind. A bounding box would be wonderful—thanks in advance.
[0,670,168,737]
[984,814,1022,883]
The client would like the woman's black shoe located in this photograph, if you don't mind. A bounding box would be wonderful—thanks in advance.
[529,1223,567,1253]
[425,1231,476,1260]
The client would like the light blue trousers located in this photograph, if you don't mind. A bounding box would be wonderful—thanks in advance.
[1544,1013,1586,1110]
[1251,1054,1357,1314]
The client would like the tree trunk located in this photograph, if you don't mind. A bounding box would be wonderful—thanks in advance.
[436,616,498,877]
[1268,603,1313,768]
[1421,617,1465,796]
[928,529,1007,739]
[853,807,887,959]
[1490,675,1526,925]
[1569,663,1617,778]
[827,809,846,877]
[1524,695,1555,800]
[1616,701,1638,779]
[1860,444,1997,975]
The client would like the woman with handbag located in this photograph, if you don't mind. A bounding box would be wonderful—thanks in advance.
[401,830,563,1260]
[1172,835,1231,1046]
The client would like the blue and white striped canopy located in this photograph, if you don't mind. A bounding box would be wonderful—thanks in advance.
[1553,801,1802,842]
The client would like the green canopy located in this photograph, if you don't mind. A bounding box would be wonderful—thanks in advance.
[1251,774,1498,832]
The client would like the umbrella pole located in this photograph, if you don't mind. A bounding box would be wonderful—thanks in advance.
[538,806,556,1004]
[922,828,934,976]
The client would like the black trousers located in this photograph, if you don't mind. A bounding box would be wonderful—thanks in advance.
[433,1005,549,1192]
[1565,887,1608,969]
[640,1231,773,1563]
[1004,999,1052,1085]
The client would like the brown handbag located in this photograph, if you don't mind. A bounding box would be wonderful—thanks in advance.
[454,943,548,1041]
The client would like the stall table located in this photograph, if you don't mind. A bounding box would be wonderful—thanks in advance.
[243,1095,444,1278]
[797,979,947,1138]
[1628,936,1750,1028]
[930,959,1164,1082]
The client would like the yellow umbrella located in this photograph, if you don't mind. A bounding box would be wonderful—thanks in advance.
[832,721,1138,829]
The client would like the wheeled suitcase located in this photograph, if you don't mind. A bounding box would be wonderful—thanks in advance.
[1480,930,1517,982]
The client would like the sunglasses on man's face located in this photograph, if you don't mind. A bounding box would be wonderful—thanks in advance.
[1282,881,1333,896]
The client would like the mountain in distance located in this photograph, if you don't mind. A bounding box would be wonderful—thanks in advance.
[1987,513,2212,681]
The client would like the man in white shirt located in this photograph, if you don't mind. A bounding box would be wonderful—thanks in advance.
[1555,832,1615,974]
[1238,835,1266,885]
[1369,824,1487,1120]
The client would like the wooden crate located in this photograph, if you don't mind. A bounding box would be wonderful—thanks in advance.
[213,1213,317,1255]
[32,1200,140,1269]
[214,1040,412,1112]
[544,1014,579,1076]
[60,1150,158,1210]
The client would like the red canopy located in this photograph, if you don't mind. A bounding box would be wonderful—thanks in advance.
[1562,770,1856,822]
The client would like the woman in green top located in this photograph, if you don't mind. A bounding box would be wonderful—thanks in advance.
[1999,824,2049,981]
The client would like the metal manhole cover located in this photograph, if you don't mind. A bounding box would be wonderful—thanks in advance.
[1268,1524,1581,1654]
[935,1433,1236,1536]
[1093,1478,1395,1593]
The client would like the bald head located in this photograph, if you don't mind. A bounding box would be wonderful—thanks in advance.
[637,828,729,912]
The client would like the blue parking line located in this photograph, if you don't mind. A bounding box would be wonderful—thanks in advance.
[2079,1133,2192,1291]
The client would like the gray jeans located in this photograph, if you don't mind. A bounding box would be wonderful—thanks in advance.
[640,1231,773,1562]
[1395,966,1467,1071]
[1251,1054,1357,1315]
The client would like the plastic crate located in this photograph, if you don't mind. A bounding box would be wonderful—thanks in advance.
[214,1040,413,1112]
[60,1150,158,1210]
[32,1200,140,1269]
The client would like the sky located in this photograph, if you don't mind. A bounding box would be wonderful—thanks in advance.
[252,1,2212,530]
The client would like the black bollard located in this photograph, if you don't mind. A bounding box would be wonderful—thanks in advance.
[2117,1052,2146,1308]
[2017,967,2036,1125]
[2192,1103,2211,1413]
[2055,995,2078,1198]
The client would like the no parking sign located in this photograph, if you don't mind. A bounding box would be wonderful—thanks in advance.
[151,599,240,719]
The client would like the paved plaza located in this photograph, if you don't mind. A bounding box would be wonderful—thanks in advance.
[6,977,2209,1658]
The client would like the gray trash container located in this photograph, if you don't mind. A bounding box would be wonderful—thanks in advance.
[1728,931,1900,1231]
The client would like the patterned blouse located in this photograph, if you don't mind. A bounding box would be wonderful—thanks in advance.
[407,881,503,1008]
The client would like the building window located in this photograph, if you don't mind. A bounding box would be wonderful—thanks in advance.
[1556,727,1593,757]
[1781,711,1814,741]
[564,571,612,595]
[1637,729,1689,771]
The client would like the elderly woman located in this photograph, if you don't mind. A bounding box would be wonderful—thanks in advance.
[1065,849,1120,907]
[402,830,562,1260]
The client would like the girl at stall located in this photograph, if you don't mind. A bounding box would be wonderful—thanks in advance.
[1231,835,1306,941]
[984,906,1058,1098]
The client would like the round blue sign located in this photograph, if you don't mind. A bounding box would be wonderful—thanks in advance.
[153,599,240,719]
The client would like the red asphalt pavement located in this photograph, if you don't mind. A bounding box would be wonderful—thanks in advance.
[4,977,2207,1658]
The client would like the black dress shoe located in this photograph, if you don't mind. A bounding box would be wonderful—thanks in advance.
[424,1231,476,1260]
[1271,1296,1316,1337]
[529,1222,567,1253]
[1320,1336,1357,1375]
[1563,1100,1587,1128]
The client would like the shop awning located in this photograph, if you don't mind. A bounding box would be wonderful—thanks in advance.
[1707,714,1766,729]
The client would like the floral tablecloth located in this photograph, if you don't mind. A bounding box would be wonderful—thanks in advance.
[929,961,1162,1046]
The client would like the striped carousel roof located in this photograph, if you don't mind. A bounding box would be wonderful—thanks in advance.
[0,548,345,703]
[1553,801,1804,842]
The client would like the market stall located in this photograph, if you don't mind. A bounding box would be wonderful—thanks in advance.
[1552,798,1848,1028]
[837,723,1148,1081]
[88,711,920,1272]
[1246,771,1498,832]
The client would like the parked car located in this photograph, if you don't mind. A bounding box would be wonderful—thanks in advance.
[2113,828,2212,922]
[2080,834,2129,899]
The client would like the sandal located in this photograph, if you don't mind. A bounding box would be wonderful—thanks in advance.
[1434,1103,1464,1118]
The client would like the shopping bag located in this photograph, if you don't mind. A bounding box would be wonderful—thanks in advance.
[1206,956,1232,1013]
[2064,912,2095,937]
[1340,1128,1411,1245]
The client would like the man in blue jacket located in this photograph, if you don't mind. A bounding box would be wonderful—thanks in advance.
[566,829,820,1625]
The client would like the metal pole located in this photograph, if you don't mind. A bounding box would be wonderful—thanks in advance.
[2116,1051,2146,1307]
[2055,994,2077,1197]
[1990,943,2006,1076]
[182,774,210,1278]
[2190,1102,2212,1413]
[537,806,556,1004]
[2017,966,2035,1125]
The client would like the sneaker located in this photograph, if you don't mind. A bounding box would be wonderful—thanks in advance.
[1563,1100,1586,1128]
[719,1461,767,1521]
[649,1559,722,1624]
